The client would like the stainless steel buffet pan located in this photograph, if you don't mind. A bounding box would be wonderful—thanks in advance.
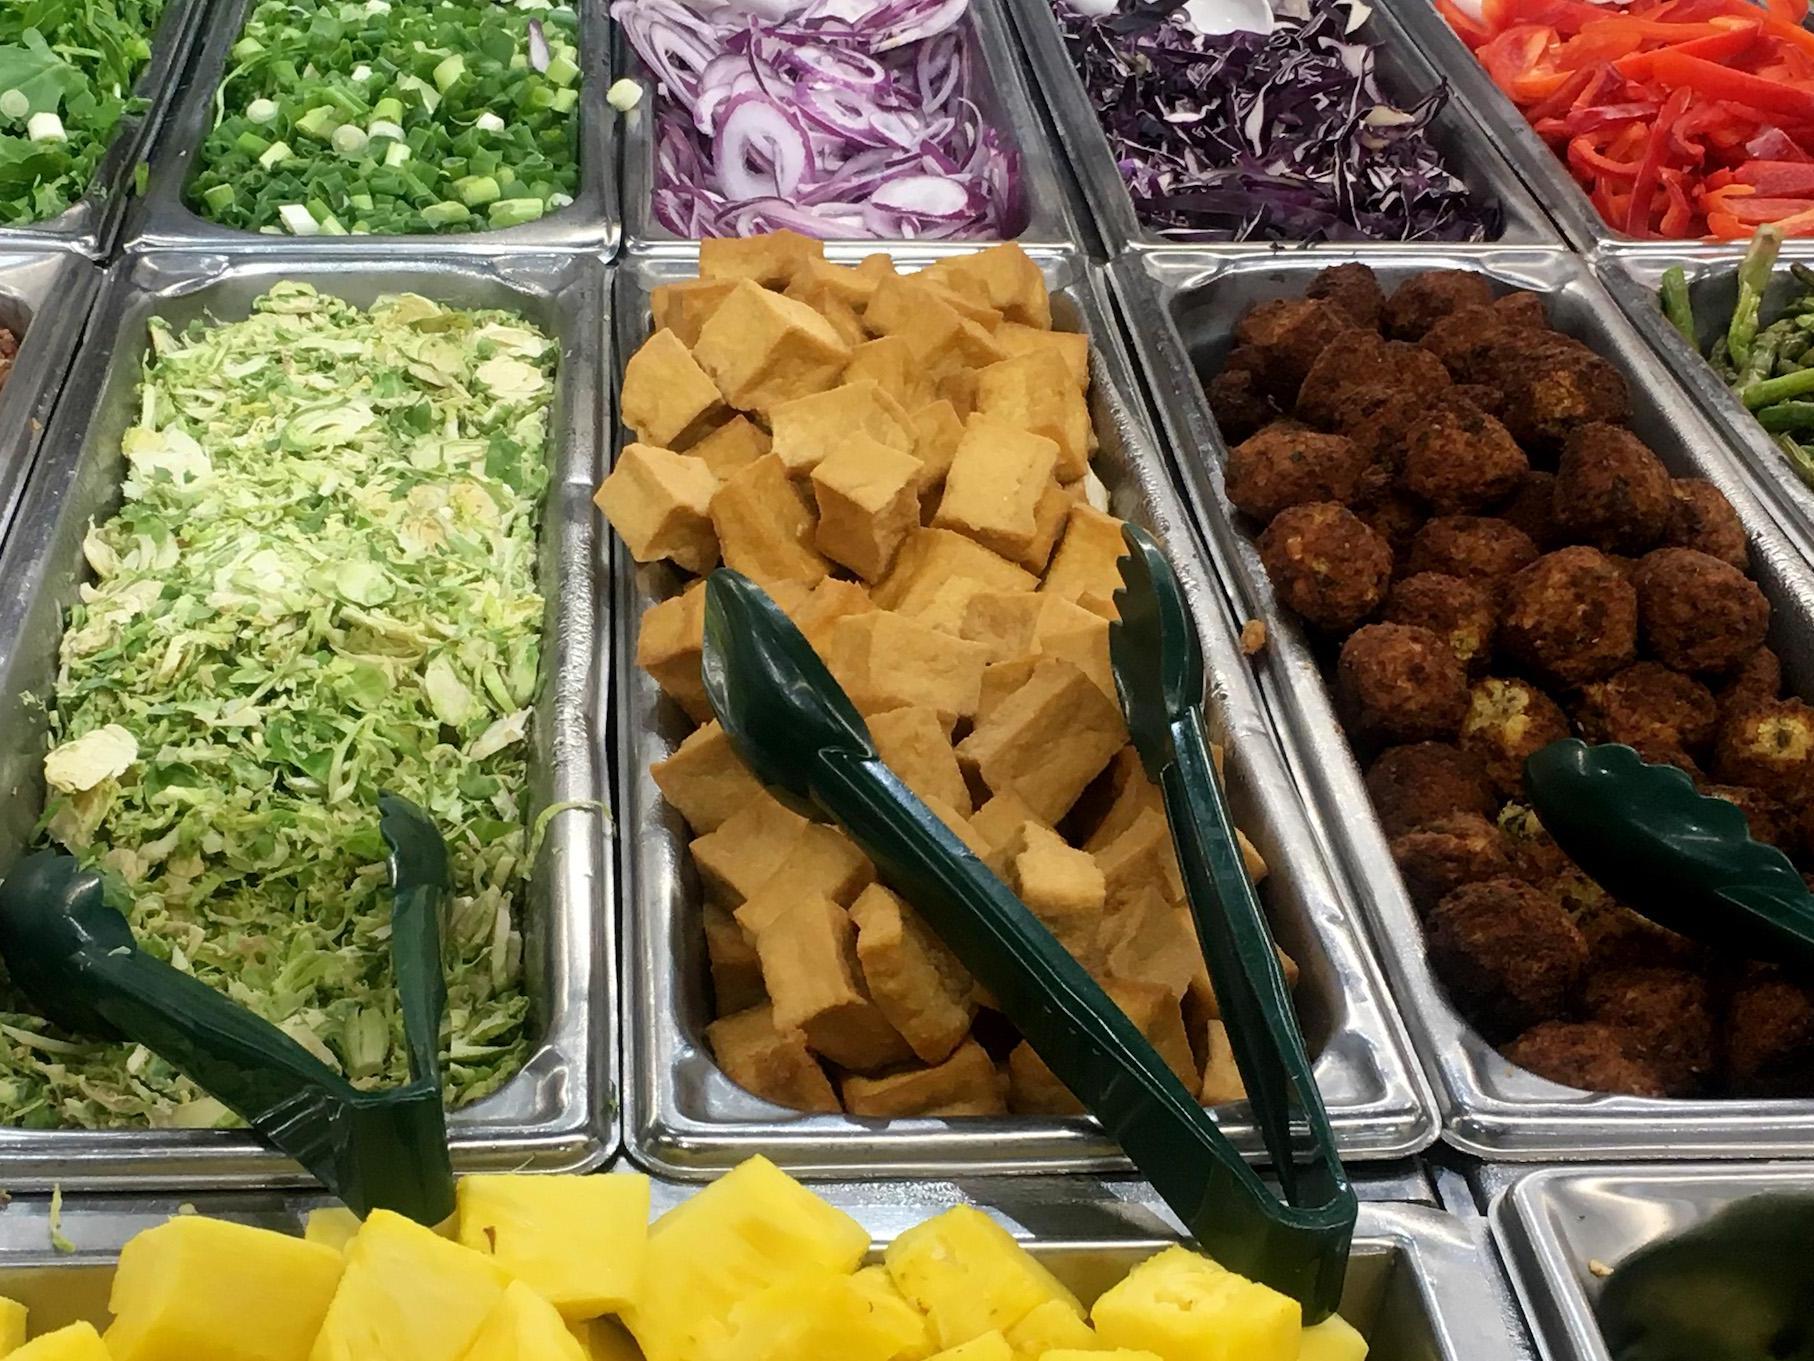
[1113,245,1814,1160]
[613,244,1438,1180]
[1492,1164,1814,1361]
[0,250,615,1190]
[1002,0,1558,255]
[125,0,618,256]
[615,0,1084,258]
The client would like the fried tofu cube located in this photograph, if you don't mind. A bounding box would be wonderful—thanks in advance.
[704,903,765,1014]
[1014,480,1080,575]
[651,278,740,347]
[842,1038,1007,1116]
[971,791,1049,863]
[921,245,1053,330]
[650,721,763,834]
[959,591,1109,689]
[1198,1018,1248,1106]
[977,656,1042,725]
[976,350,1091,482]
[921,795,997,862]
[636,582,709,722]
[810,436,924,582]
[940,367,981,419]
[757,897,914,1071]
[868,705,970,812]
[710,453,831,588]
[1096,808,1184,912]
[1101,886,1201,1001]
[867,275,1006,376]
[794,253,895,309]
[874,529,1038,631]
[995,323,1089,389]
[845,335,928,411]
[693,280,853,410]
[851,883,976,1064]
[934,415,1061,562]
[699,230,824,288]
[733,823,875,935]
[687,414,771,481]
[1006,1041,1084,1115]
[689,794,810,904]
[706,1004,841,1114]
[621,330,726,450]
[1041,505,1128,619]
[1082,748,1162,851]
[958,657,1126,821]
[911,399,965,498]
[1091,1248,1298,1361]
[771,381,914,477]
[793,576,875,652]
[821,610,989,724]
[1006,822,1106,967]
[1106,978,1197,1088]
[596,442,720,575]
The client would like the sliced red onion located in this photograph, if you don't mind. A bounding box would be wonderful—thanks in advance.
[915,32,962,108]
[528,19,551,72]
[790,43,889,88]
[870,172,973,218]
[714,93,814,200]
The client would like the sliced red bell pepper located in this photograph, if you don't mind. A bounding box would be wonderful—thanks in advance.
[1708,192,1814,222]
[1627,84,1693,233]
[1524,64,1599,119]
[1437,0,1495,46]
[1484,0,1629,35]
[1612,21,1760,79]
[1659,166,1696,232]
[1645,50,1814,122]
[1768,0,1810,22]
[1735,159,1814,193]
[1480,24,1575,98]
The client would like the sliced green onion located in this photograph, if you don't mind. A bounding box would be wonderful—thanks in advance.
[277,203,320,234]
[0,89,28,121]
[27,112,65,143]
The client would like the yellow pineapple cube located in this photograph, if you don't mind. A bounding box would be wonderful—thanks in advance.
[304,1210,363,1255]
[620,1156,869,1361]
[1299,1315,1368,1361]
[1090,1248,1299,1361]
[311,1210,510,1361]
[0,1295,28,1354]
[105,1216,344,1361]
[927,1333,1011,1361]
[886,1208,1084,1348]
[1004,1299,1098,1357]
[567,1319,642,1361]
[850,1267,934,1361]
[7,1324,108,1361]
[705,1267,931,1361]
[1045,1352,1159,1361]
[458,1280,587,1361]
[456,1174,650,1321]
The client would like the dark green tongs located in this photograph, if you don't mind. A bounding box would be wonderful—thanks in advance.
[0,792,455,1224]
[1523,739,1814,968]
[700,528,1355,1320]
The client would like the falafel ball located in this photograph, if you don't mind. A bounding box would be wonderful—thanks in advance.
[1493,290,1550,329]
[1306,262,1385,329]
[1501,1021,1668,1097]
[1426,877,1587,1040]
[1257,502,1393,632]
[1551,423,1674,554]
[1489,330,1632,448]
[1450,382,1509,422]
[1338,623,1472,744]
[1700,784,1790,849]
[1365,741,1497,838]
[1726,968,1814,1097]
[1574,661,1719,756]
[1295,332,1453,427]
[1325,383,1423,470]
[1233,297,1358,400]
[1558,875,1699,970]
[1585,966,1716,1096]
[1383,572,1498,672]
[1712,698,1814,803]
[1663,478,1749,570]
[1499,471,1564,551]
[1719,646,1784,718]
[1400,394,1529,514]
[1418,306,1507,383]
[1460,677,1573,797]
[1225,421,1369,521]
[1382,270,1496,340]
[1390,811,1514,911]
[1499,546,1640,687]
[1632,547,1771,675]
[1406,516,1540,584]
[1498,803,1572,883]
[1354,488,1425,560]
[1208,364,1279,445]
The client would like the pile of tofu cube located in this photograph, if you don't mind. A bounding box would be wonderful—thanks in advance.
[597,232,1285,1120]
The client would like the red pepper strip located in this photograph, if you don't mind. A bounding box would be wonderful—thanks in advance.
[1438,0,1495,46]
[1625,84,1692,233]
[1562,101,1662,134]
[1525,64,1599,119]
[1612,22,1760,80]
[1711,192,1814,222]
[1763,14,1814,58]
[1769,0,1810,22]
[1705,209,1748,237]
[1659,166,1696,233]
[1488,0,1625,36]
[1646,50,1814,122]
[1481,24,1575,99]
[1736,159,1814,193]
[1770,204,1814,234]
[1748,125,1814,159]
[1570,131,1646,178]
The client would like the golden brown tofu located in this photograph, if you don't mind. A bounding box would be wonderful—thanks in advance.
[865,274,1006,376]
[706,1004,841,1114]
[791,576,875,652]
[850,883,976,1065]
[733,823,875,936]
[910,399,965,499]
[939,367,980,419]
[1198,1018,1248,1106]
[1187,944,1300,1024]
[1041,504,1129,619]
[620,330,726,451]
[770,381,914,477]
[1030,588,1113,699]
[710,453,831,589]
[636,581,709,723]
[820,610,990,724]
[1081,747,1162,852]
[690,794,811,905]
[919,795,996,862]
[994,322,1089,389]
[756,897,914,1072]
[809,436,923,583]
[1101,885,1202,1001]
[959,591,1109,692]
[977,656,1043,726]
[872,528,1037,633]
[1006,822,1107,970]
[840,1038,1007,1116]
[595,442,720,575]
[844,335,928,411]
[688,414,771,481]
[921,244,1053,330]
[1105,978,1198,1089]
[792,253,894,310]
[703,903,765,1014]
[649,721,765,834]
[651,278,740,347]
[958,656,1126,821]
[698,230,824,288]
[970,791,1049,863]
[868,705,970,813]
[1007,1042,1085,1115]
[917,277,1005,331]
[1015,480,1080,575]
[933,415,1061,562]
[1095,807,1184,915]
[976,350,1091,482]
[693,280,853,410]
[785,280,869,348]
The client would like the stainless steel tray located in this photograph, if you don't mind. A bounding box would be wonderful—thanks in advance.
[124,0,618,256]
[0,250,616,1190]
[0,253,102,551]
[613,245,1437,1180]
[1599,251,1814,570]
[0,0,207,258]
[616,0,1084,257]
[1113,245,1814,1160]
[1002,0,1558,255]
[1491,1164,1814,1361]
[0,1179,1532,1361]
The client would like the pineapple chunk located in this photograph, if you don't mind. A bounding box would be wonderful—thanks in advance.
[1090,1247,1300,1361]
[304,1210,363,1255]
[1045,1352,1159,1360]
[1004,1300,1098,1357]
[705,1267,931,1361]
[886,1208,1084,1347]
[927,1334,1011,1361]
[457,1174,650,1321]
[0,1295,27,1355]
[567,1319,643,1361]
[620,1156,869,1361]
[106,1216,345,1361]
[311,1210,510,1361]
[1299,1315,1368,1361]
[850,1267,935,1361]
[8,1324,108,1361]
[458,1280,587,1361]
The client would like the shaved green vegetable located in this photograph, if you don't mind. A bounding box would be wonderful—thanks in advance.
[188,0,581,236]
[8,283,554,1129]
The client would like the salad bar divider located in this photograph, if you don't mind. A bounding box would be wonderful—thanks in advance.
[0,254,101,551]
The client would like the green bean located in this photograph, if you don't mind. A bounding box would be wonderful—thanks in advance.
[1756,401,1814,432]
[1779,331,1812,366]
[1741,366,1814,409]
[1739,330,1783,390]
[1660,266,1696,345]
[1729,225,1784,368]
[1777,433,1814,490]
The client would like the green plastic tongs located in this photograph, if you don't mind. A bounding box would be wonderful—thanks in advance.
[0,792,455,1224]
[700,522,1356,1320]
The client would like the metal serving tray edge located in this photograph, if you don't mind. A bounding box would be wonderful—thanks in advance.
[1113,244,1814,1160]
[123,0,618,256]
[1001,0,1559,255]
[614,243,1437,1181]
[0,249,616,1190]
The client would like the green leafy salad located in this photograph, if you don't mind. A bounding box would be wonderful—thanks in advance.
[189,0,582,236]
[9,282,555,1129]
[0,0,168,225]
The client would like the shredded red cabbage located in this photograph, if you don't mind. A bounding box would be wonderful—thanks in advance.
[615,0,1021,238]
[1057,0,1497,241]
